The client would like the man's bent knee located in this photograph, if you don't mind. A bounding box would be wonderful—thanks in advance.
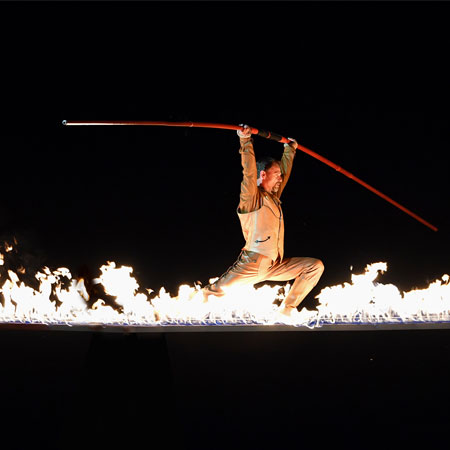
[314,259,325,275]
[302,258,324,279]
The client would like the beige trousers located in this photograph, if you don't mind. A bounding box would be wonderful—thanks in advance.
[203,250,324,309]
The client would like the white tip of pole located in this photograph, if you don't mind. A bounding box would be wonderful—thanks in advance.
[62,120,67,125]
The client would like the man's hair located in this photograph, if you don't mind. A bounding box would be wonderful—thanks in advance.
[256,156,280,178]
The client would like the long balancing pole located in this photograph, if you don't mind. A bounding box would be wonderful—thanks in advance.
[62,120,438,232]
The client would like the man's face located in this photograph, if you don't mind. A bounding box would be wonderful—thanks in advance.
[260,163,283,194]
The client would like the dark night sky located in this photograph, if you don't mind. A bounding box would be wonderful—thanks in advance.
[1,1,450,310]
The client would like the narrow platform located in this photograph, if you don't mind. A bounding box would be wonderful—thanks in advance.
[2,320,450,332]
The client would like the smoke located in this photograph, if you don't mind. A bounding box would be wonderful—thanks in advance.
[75,263,118,311]
[0,232,120,312]
[0,232,46,290]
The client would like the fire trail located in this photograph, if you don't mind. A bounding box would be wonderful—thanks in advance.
[1,253,449,331]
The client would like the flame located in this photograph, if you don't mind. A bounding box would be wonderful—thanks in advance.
[0,250,449,328]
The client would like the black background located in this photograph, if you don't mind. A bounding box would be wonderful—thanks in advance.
[1,2,450,449]
[2,328,450,450]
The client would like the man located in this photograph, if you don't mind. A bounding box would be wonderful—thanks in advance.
[203,125,324,321]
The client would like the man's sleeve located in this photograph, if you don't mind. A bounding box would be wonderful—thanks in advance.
[238,138,260,214]
[277,143,296,198]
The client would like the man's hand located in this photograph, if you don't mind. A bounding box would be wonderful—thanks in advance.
[237,124,252,140]
[287,137,298,150]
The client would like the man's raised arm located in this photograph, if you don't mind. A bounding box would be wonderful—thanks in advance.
[277,138,298,198]
[237,125,259,214]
